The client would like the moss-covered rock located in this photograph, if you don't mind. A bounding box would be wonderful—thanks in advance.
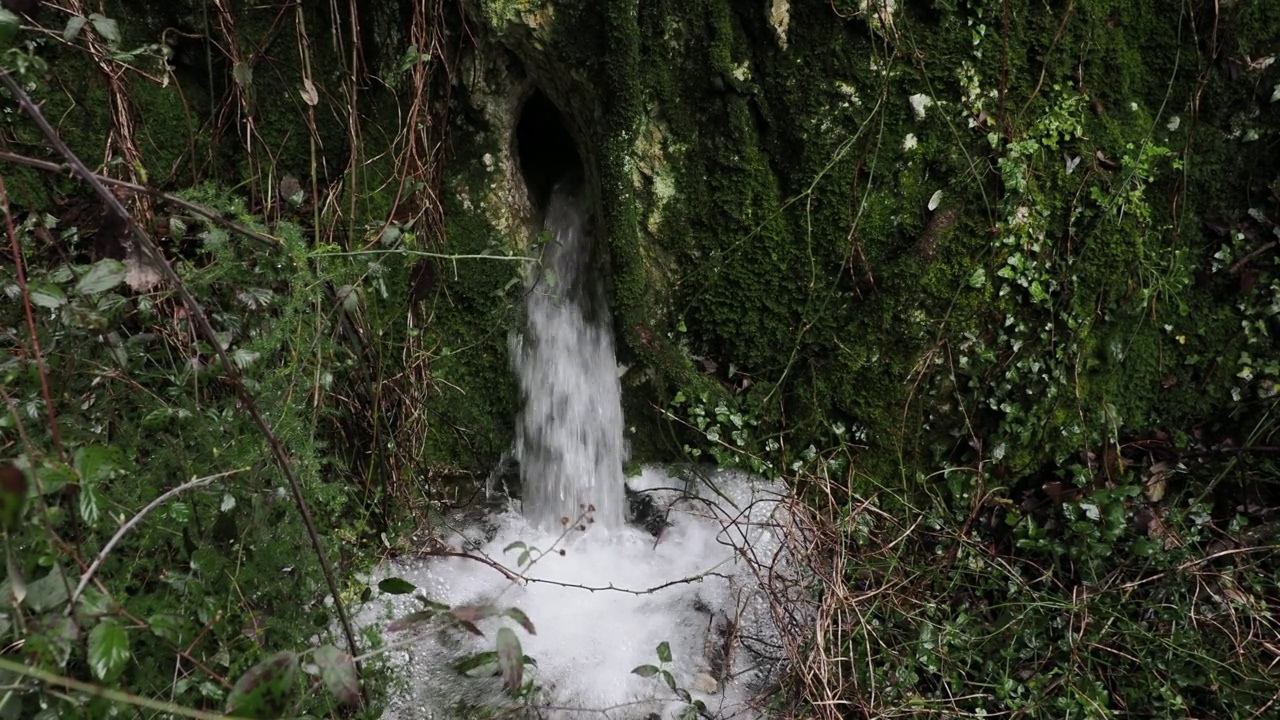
[440,0,1279,480]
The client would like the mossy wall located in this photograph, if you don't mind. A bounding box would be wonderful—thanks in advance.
[450,0,1280,477]
[8,0,1277,480]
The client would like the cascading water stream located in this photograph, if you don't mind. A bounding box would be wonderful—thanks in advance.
[363,173,797,720]
[511,178,626,530]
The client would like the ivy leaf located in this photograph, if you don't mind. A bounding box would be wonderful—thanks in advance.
[662,669,677,691]
[312,645,359,706]
[503,607,536,635]
[631,664,660,678]
[88,620,130,682]
[496,627,523,694]
[75,259,127,295]
[656,640,672,664]
[225,651,299,719]
[377,577,416,595]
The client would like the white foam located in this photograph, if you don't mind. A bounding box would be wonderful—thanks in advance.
[360,466,793,720]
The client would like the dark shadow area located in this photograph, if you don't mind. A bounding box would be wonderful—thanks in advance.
[515,89,582,212]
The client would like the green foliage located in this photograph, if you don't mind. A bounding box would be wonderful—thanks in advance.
[380,575,542,708]
[631,641,707,719]
[0,183,394,716]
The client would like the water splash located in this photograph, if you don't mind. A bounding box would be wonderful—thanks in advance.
[511,179,626,530]
[366,466,792,720]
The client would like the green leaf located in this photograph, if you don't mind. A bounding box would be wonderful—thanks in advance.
[35,463,74,496]
[386,611,435,632]
[74,445,122,483]
[631,664,660,678]
[0,688,18,720]
[231,348,260,369]
[656,640,672,664]
[74,588,113,620]
[88,620,130,682]
[454,651,500,677]
[496,627,523,694]
[62,15,88,42]
[78,483,101,526]
[449,605,498,625]
[75,259,127,295]
[87,13,119,44]
[312,645,359,706]
[147,613,188,644]
[225,651,299,719]
[377,577,416,595]
[0,10,18,52]
[503,607,536,635]
[662,669,677,691]
[31,616,78,668]
[26,565,72,613]
[28,282,67,309]
[503,541,526,553]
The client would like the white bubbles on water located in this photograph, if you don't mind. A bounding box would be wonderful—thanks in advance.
[361,466,796,720]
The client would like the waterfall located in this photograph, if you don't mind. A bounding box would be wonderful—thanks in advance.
[511,178,626,530]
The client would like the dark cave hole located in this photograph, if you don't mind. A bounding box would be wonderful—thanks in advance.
[515,89,582,213]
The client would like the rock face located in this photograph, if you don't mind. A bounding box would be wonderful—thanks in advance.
[21,0,1280,477]
[445,0,1280,477]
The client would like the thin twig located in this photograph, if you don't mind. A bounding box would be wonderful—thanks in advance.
[1,177,64,460]
[0,656,244,720]
[67,469,246,608]
[1117,545,1280,591]
[0,150,280,249]
[0,70,365,684]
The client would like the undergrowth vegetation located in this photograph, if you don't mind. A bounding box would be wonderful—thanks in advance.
[0,2,495,717]
[1,0,1279,719]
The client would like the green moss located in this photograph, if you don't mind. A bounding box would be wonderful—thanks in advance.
[414,187,521,469]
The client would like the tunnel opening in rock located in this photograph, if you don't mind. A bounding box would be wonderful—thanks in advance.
[515,89,582,212]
